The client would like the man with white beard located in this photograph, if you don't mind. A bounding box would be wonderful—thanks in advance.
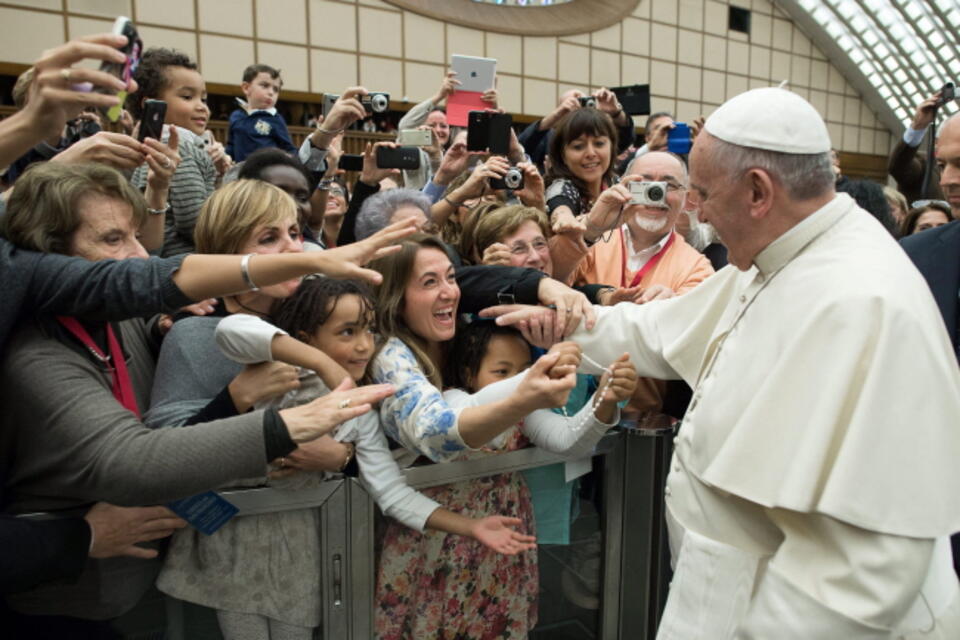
[565,150,714,302]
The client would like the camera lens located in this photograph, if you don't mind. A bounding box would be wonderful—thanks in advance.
[504,168,523,189]
[371,94,388,112]
[647,185,664,201]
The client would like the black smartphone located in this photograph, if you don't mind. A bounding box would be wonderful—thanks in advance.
[338,154,363,171]
[138,99,166,142]
[376,146,420,170]
[467,111,490,152]
[487,113,513,155]
[99,16,143,122]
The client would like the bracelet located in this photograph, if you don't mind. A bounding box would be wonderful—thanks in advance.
[443,196,462,209]
[240,253,260,292]
[317,126,345,136]
[339,442,355,472]
[146,203,170,216]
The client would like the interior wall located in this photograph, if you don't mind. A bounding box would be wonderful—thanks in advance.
[0,0,893,155]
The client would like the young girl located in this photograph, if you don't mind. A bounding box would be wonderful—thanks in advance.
[197,276,536,640]
[373,315,638,638]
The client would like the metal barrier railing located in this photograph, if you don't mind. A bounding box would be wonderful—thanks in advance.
[16,426,675,640]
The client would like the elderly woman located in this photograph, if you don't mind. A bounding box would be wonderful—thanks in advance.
[355,187,433,240]
[0,164,390,633]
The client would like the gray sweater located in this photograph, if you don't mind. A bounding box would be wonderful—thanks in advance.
[0,240,192,355]
[0,318,269,619]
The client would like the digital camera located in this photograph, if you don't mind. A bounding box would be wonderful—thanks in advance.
[937,82,955,107]
[362,92,390,114]
[490,167,524,191]
[629,181,669,208]
[579,96,597,108]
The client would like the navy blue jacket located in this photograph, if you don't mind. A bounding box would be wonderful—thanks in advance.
[226,109,297,162]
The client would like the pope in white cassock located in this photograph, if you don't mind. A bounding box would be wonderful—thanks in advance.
[565,89,960,637]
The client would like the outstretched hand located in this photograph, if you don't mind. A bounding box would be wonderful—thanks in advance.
[314,217,419,284]
[469,516,536,555]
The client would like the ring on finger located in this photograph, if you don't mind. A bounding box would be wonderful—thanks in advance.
[279,456,287,468]
[60,68,71,82]
[162,157,172,168]
[338,398,351,409]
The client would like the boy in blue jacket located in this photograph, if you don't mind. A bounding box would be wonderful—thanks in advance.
[226,64,297,161]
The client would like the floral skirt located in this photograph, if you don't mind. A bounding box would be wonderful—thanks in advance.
[374,471,538,640]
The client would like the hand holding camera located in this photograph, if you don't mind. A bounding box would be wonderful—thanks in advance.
[512,162,545,210]
[359,141,401,187]
[311,87,369,148]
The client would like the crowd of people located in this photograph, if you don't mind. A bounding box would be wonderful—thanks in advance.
[0,27,958,640]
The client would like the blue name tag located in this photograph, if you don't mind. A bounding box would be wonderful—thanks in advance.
[167,491,238,535]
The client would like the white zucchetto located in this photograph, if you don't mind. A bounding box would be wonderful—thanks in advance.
[704,88,832,154]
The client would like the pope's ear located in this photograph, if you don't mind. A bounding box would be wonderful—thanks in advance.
[745,168,775,220]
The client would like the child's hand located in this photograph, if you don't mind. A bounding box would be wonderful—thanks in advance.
[469,516,536,555]
[598,353,637,404]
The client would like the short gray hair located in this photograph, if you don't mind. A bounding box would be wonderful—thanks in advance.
[355,188,432,240]
[707,134,835,201]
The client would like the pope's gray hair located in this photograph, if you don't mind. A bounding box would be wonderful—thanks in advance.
[707,134,835,201]
[355,188,432,240]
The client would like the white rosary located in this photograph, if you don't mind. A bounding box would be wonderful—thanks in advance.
[558,351,617,434]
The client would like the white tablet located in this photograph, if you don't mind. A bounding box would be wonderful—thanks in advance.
[451,54,497,93]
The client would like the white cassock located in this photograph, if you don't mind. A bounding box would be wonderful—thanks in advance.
[573,193,960,638]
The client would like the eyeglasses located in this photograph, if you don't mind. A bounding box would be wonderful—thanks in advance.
[327,187,346,198]
[509,239,549,256]
[910,199,949,209]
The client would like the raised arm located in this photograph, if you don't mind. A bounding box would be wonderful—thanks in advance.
[216,313,351,390]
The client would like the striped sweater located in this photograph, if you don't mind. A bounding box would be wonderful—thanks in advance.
[132,126,216,257]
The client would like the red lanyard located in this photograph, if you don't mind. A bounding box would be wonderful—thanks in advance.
[619,230,675,288]
[56,317,141,418]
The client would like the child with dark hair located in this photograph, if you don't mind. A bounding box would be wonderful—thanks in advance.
[227,63,297,162]
[375,317,637,638]
[175,277,536,640]
[127,47,216,256]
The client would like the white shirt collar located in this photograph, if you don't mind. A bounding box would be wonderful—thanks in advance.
[622,225,672,272]
[250,107,278,116]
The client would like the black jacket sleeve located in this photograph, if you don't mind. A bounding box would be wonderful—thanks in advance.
[518,120,550,169]
[337,180,381,246]
[0,516,90,594]
[455,265,548,314]
[616,115,636,154]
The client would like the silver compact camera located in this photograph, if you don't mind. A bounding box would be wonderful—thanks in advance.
[629,181,669,208]
[362,92,390,114]
[490,167,524,191]
[579,96,597,108]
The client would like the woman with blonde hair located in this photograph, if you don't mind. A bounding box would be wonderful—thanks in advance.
[146,179,367,640]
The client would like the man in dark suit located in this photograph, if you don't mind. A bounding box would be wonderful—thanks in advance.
[901,112,960,576]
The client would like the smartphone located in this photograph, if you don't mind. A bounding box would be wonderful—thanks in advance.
[467,111,489,152]
[612,84,651,116]
[338,154,363,171]
[137,99,166,142]
[487,112,513,155]
[667,123,692,155]
[398,129,433,147]
[376,146,420,170]
[99,16,143,122]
